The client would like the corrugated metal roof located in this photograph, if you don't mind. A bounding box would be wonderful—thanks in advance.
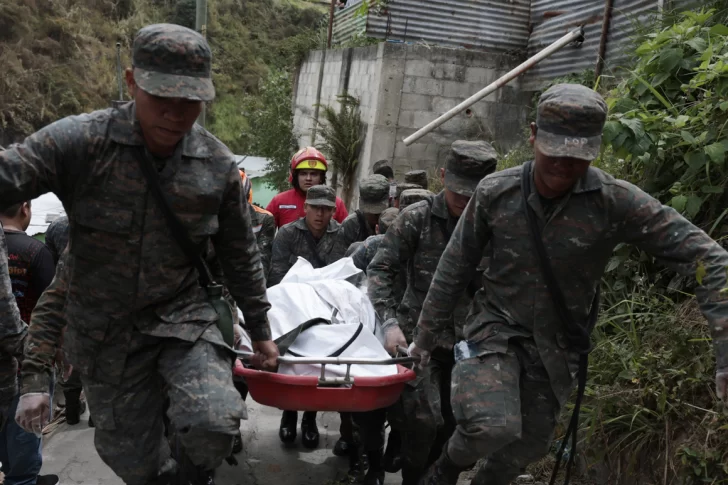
[338,0,531,53]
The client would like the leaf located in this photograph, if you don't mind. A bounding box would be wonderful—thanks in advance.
[685,37,708,53]
[681,130,697,144]
[705,142,726,163]
[602,120,622,144]
[721,101,728,111]
[709,24,728,36]
[620,118,645,138]
[606,257,622,273]
[659,48,683,72]
[686,194,703,219]
[701,185,725,194]
[695,260,706,286]
[673,115,690,128]
[671,195,687,212]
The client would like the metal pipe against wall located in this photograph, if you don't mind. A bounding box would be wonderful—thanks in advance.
[403,27,585,146]
[327,0,336,48]
[594,0,614,81]
[196,0,208,127]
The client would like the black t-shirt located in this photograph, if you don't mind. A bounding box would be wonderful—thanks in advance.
[4,229,56,323]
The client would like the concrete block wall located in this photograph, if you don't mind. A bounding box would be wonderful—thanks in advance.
[293,42,532,207]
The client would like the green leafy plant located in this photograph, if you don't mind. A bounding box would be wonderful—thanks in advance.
[603,9,728,229]
[315,94,364,208]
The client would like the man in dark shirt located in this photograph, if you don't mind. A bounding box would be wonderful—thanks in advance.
[0,202,59,485]
[0,202,55,322]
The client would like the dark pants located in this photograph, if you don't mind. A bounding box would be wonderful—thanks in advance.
[388,348,455,484]
[0,380,54,485]
[352,408,387,452]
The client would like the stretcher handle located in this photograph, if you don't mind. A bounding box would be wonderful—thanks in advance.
[234,349,419,365]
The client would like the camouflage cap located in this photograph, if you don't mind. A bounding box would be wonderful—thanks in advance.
[132,23,215,102]
[400,188,435,208]
[372,159,393,178]
[395,183,421,198]
[359,174,390,215]
[535,83,607,161]
[305,185,336,208]
[445,140,498,197]
[404,170,428,189]
[378,207,400,234]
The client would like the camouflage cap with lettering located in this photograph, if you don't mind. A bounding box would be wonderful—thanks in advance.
[359,174,390,214]
[132,23,215,102]
[404,170,428,189]
[395,183,421,198]
[535,83,607,161]
[445,140,498,196]
[400,188,435,208]
[305,185,337,208]
[378,207,400,234]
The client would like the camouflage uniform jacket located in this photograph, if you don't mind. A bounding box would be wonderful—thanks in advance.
[0,226,27,409]
[346,235,383,272]
[268,218,341,286]
[368,191,484,349]
[415,164,728,406]
[332,211,375,261]
[0,102,272,392]
[250,205,275,278]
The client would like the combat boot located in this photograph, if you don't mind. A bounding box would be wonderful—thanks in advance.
[279,410,297,444]
[362,448,385,485]
[300,411,320,449]
[64,389,86,425]
[382,428,402,472]
[418,451,466,485]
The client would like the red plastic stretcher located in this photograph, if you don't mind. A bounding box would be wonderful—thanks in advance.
[233,352,417,412]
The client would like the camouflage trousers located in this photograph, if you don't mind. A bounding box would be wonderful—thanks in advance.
[446,339,561,485]
[388,348,455,484]
[81,324,245,485]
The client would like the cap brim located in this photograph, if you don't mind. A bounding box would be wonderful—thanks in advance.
[134,68,215,102]
[535,130,602,161]
[444,170,479,197]
[305,199,336,208]
[359,200,389,214]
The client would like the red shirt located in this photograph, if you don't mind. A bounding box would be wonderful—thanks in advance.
[266,188,348,228]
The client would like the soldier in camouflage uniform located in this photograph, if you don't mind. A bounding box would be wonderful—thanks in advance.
[413,84,728,485]
[0,223,27,422]
[269,184,340,449]
[5,24,279,485]
[399,189,435,209]
[332,175,390,261]
[393,183,421,208]
[240,171,275,277]
[368,140,497,485]
[404,170,428,189]
[346,207,400,272]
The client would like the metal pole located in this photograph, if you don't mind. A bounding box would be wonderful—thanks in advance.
[594,0,614,81]
[115,42,124,101]
[196,0,208,127]
[403,27,585,146]
[327,0,336,48]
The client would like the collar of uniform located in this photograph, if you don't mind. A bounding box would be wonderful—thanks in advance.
[109,102,211,159]
[572,166,603,194]
[430,191,449,220]
[293,217,338,233]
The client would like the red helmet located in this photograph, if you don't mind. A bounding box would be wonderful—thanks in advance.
[289,147,328,182]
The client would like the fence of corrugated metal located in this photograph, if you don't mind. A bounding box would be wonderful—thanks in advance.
[335,0,531,52]
[332,0,710,89]
[333,1,367,45]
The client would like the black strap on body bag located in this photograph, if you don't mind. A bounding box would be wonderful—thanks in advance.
[520,161,600,485]
[301,228,327,268]
[136,148,235,347]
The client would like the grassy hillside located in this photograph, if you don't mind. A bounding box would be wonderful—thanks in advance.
[0,0,326,150]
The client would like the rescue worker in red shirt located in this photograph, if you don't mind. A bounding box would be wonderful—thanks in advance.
[266,147,348,227]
